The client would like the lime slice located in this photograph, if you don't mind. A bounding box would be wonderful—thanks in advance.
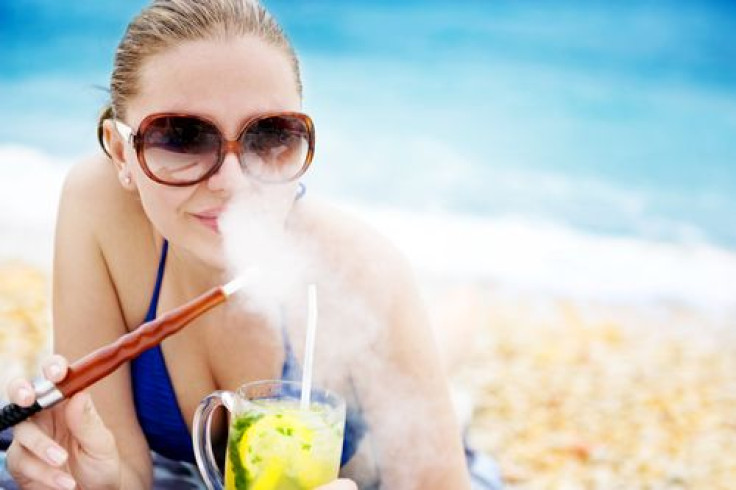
[239,410,315,485]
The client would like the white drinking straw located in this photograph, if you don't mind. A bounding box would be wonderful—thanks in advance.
[300,283,318,410]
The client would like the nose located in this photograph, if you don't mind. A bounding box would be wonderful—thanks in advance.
[206,151,246,193]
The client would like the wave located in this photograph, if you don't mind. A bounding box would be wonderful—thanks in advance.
[344,203,736,313]
[0,145,70,266]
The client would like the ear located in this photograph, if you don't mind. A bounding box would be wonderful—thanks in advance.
[102,119,138,191]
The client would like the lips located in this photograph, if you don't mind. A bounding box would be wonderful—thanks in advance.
[191,208,224,233]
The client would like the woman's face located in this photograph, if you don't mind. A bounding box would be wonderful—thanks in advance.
[121,36,303,269]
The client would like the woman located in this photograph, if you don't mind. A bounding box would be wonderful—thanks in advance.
[2,1,500,488]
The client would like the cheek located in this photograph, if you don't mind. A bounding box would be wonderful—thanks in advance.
[136,181,193,233]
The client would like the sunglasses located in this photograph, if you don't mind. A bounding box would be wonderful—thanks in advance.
[114,112,315,186]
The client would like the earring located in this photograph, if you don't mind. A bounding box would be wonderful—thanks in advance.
[124,175,132,185]
[295,182,306,200]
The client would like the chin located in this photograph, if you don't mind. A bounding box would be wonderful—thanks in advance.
[200,243,230,271]
[201,251,229,271]
[178,233,229,271]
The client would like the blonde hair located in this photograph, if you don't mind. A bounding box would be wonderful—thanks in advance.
[97,0,301,153]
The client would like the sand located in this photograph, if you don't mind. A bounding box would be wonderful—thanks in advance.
[0,262,51,395]
[440,286,736,489]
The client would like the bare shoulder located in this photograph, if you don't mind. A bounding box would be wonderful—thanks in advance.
[59,155,154,263]
[290,198,416,309]
[60,155,147,232]
[56,154,156,329]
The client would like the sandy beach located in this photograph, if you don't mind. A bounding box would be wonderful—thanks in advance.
[438,286,736,489]
[0,262,52,398]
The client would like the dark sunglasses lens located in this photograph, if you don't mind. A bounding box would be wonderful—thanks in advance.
[240,115,311,182]
[141,116,221,184]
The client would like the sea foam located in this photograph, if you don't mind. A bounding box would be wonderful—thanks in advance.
[0,145,69,267]
[343,204,736,313]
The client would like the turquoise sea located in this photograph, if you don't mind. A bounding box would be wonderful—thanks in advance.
[1,0,735,251]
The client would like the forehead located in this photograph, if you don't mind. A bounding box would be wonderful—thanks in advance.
[128,36,301,127]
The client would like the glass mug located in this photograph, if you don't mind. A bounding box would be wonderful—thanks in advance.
[193,380,346,490]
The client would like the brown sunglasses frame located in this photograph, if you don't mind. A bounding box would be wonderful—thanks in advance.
[125,111,315,187]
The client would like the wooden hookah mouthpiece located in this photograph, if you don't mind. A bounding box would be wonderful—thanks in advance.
[0,277,245,432]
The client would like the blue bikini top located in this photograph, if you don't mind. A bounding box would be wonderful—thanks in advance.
[130,239,366,465]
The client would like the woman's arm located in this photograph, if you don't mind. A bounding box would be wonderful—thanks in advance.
[301,201,472,489]
[52,158,153,488]
[353,247,472,490]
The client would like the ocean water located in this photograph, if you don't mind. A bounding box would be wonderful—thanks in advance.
[1,1,735,309]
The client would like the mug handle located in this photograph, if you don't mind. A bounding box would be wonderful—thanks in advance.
[192,390,236,490]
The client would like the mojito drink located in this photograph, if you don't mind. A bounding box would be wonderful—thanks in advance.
[225,399,344,489]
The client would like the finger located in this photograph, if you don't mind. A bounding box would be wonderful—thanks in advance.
[6,377,36,407]
[42,355,69,383]
[65,392,116,459]
[12,420,69,467]
[316,479,358,490]
[6,441,77,489]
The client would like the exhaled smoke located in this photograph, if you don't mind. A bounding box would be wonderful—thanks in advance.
[219,187,310,327]
[220,192,452,489]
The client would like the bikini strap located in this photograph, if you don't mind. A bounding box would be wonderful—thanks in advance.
[144,239,169,321]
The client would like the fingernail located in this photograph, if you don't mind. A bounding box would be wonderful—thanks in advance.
[55,474,76,489]
[46,446,67,466]
[47,363,62,379]
[17,387,32,403]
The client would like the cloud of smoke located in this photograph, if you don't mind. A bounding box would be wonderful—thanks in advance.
[219,191,459,489]
[218,187,311,326]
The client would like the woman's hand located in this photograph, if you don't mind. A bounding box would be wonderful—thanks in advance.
[4,355,122,489]
[316,478,358,490]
